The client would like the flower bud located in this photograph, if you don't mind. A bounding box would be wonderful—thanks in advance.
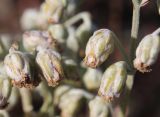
[20,9,39,30]
[48,24,68,43]
[82,68,102,91]
[36,47,64,87]
[134,30,160,73]
[158,0,160,15]
[84,29,114,68]
[53,85,72,106]
[40,0,67,23]
[4,47,39,88]
[98,61,127,102]
[58,89,93,117]
[89,96,110,117]
[22,30,57,54]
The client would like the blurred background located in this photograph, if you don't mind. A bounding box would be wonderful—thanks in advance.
[0,0,160,117]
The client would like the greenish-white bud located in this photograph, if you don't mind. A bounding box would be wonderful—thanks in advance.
[40,0,67,23]
[134,29,160,72]
[98,61,127,102]
[22,30,57,54]
[89,96,110,117]
[4,47,39,88]
[82,68,102,91]
[20,9,39,30]
[84,29,114,68]
[53,85,72,106]
[48,24,68,43]
[36,47,64,87]
[58,89,93,117]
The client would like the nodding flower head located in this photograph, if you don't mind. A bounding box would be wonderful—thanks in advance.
[36,46,64,87]
[4,47,40,88]
[134,28,160,73]
[84,29,114,68]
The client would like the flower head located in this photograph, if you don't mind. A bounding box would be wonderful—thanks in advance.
[98,61,127,102]
[84,29,114,68]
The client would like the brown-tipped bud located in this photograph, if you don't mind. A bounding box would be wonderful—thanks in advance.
[84,29,114,68]
[134,29,160,73]
[4,47,39,88]
[36,47,64,87]
[98,61,127,102]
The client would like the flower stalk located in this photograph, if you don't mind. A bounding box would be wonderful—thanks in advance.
[130,0,141,63]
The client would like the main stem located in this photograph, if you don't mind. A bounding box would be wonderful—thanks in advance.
[130,5,140,63]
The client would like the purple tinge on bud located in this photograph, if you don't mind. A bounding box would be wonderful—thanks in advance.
[84,29,114,68]
[134,30,160,73]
